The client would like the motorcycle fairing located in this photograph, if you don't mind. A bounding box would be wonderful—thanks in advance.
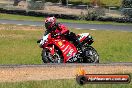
[47,39,78,63]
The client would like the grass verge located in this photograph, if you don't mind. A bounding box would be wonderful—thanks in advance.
[0,24,132,64]
[69,0,122,7]
[0,78,132,88]
[0,13,132,25]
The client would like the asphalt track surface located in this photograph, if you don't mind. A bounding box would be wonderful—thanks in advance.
[0,63,132,68]
[0,19,132,31]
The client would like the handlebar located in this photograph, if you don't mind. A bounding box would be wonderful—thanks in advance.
[52,33,62,38]
[37,39,42,43]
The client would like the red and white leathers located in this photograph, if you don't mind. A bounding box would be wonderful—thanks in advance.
[44,17,84,53]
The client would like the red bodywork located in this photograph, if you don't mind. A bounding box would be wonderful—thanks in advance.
[42,34,78,63]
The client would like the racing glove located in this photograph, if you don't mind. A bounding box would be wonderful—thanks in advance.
[37,39,42,43]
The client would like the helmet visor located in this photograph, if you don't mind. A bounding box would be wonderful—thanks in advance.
[45,22,52,29]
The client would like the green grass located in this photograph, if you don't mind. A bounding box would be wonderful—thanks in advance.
[0,30,42,64]
[69,0,122,7]
[0,13,44,21]
[0,78,132,88]
[0,24,132,64]
[74,29,132,63]
[99,0,122,6]
[0,13,132,25]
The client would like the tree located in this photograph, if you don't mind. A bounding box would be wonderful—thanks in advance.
[13,0,21,6]
[122,0,132,8]
[61,0,67,6]
[91,0,101,7]
[121,0,132,18]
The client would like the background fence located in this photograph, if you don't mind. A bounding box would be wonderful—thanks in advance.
[0,0,132,19]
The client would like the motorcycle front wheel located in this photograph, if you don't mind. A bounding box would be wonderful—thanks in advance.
[41,48,63,63]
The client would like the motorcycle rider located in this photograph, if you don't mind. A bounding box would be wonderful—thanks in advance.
[39,17,85,56]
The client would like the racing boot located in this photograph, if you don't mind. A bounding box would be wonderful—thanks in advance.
[76,39,86,57]
[67,32,86,57]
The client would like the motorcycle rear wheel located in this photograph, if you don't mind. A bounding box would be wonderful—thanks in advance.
[83,46,99,63]
[41,48,63,63]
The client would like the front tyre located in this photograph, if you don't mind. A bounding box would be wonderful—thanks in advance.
[83,46,99,63]
[41,48,63,63]
[41,49,51,63]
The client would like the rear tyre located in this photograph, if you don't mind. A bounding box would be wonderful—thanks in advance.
[83,46,99,63]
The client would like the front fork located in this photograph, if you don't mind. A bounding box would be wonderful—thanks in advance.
[45,45,55,56]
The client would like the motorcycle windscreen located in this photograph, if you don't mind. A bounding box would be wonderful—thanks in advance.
[40,34,50,45]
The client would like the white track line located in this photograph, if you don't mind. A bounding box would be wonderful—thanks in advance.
[30,25,37,26]
[89,29,97,30]
[1,23,7,25]
[17,24,23,26]
[76,28,82,29]
[1,23,38,27]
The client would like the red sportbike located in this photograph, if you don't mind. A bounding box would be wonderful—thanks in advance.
[37,33,99,63]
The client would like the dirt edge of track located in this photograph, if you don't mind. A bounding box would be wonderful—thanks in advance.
[0,64,132,82]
